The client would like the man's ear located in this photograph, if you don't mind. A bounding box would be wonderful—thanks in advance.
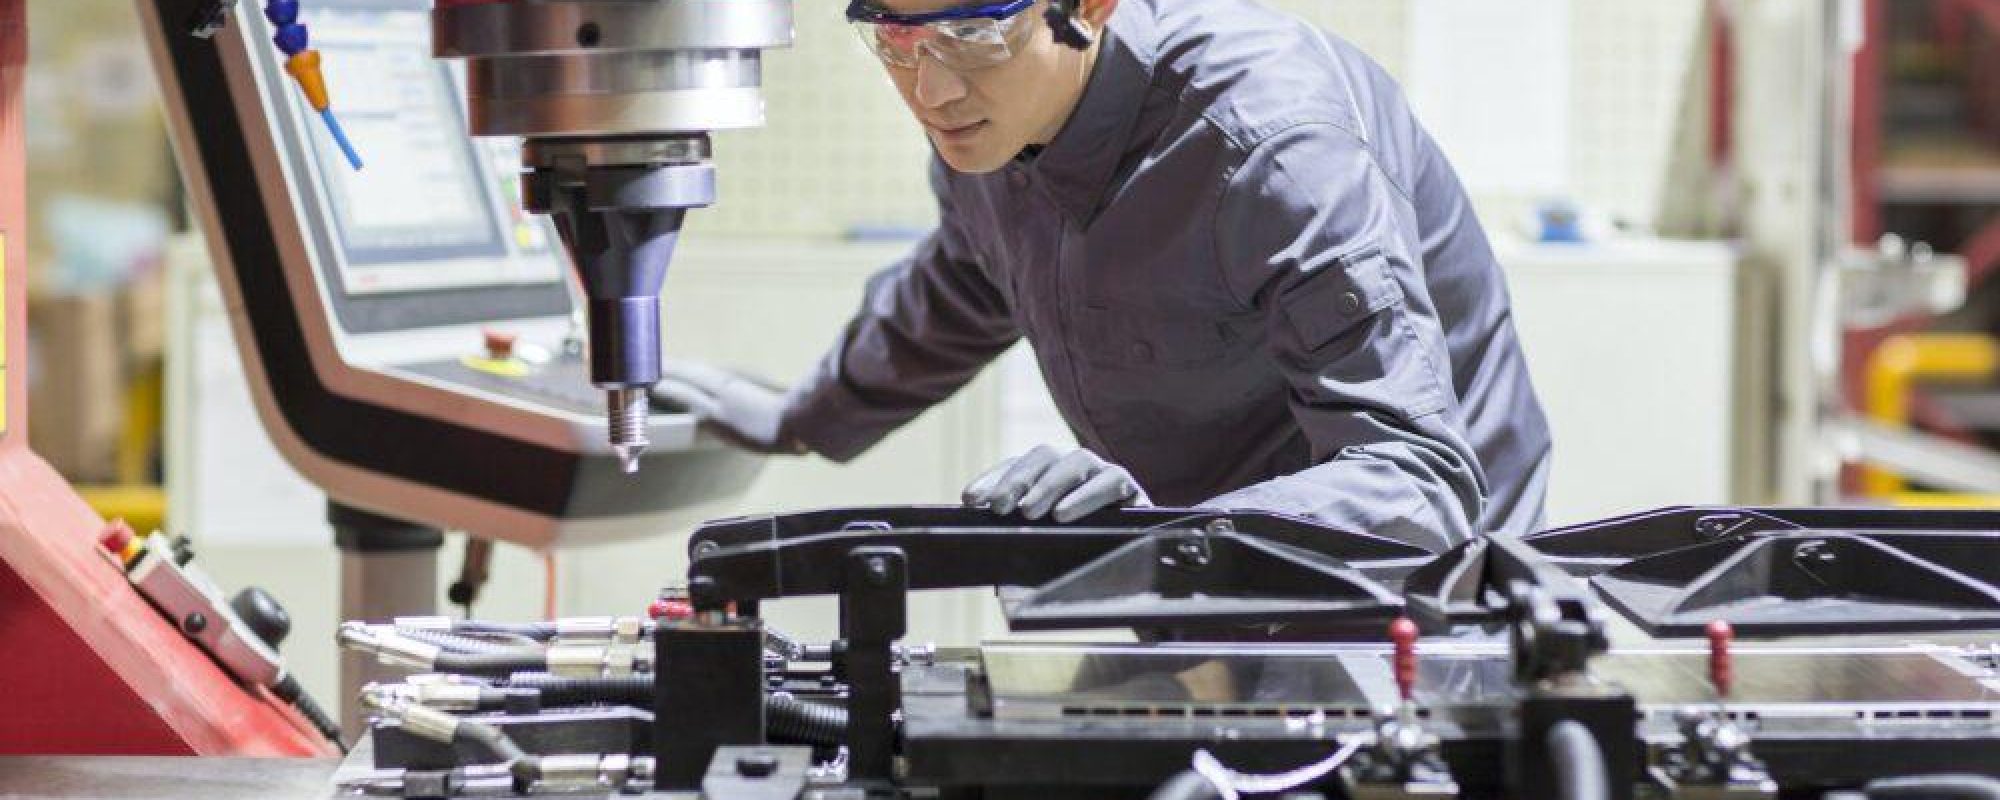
[1079,0,1117,28]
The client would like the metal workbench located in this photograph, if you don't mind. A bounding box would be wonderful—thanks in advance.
[0,755,339,799]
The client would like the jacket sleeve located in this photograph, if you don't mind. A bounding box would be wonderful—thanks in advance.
[1205,122,1488,553]
[779,164,1021,462]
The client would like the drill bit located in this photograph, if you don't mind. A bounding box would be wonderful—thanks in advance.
[607,388,649,474]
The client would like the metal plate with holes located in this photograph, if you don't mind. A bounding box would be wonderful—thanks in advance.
[979,643,2000,721]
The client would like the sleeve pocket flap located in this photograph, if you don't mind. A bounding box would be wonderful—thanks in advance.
[1279,252,1402,351]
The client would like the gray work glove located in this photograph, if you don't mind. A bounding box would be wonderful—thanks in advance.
[654,361,805,455]
[962,445,1150,523]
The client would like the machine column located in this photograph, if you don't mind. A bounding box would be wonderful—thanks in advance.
[332,500,443,739]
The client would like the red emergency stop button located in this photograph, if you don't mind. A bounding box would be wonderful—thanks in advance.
[483,329,517,360]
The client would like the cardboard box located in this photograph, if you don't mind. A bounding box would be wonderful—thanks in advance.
[28,292,121,483]
[119,266,164,365]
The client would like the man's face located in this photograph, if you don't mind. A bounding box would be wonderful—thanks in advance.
[870,0,1094,174]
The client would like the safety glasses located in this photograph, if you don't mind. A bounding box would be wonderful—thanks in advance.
[847,0,1042,71]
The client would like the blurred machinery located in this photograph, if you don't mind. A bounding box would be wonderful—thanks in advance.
[139,0,788,730]
[144,0,778,541]
[1825,2,2000,504]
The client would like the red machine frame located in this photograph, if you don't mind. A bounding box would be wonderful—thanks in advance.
[0,0,330,756]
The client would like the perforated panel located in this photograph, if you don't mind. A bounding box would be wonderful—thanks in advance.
[1569,0,1707,229]
[697,0,1705,239]
[697,0,1428,239]
[698,2,936,238]
[1298,0,1709,230]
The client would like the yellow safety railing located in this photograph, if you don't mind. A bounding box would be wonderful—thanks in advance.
[1861,332,2000,505]
[78,361,166,533]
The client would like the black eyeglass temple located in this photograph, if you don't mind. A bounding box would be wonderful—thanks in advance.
[1043,0,1093,50]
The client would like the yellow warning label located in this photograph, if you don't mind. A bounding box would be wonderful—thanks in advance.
[460,354,531,379]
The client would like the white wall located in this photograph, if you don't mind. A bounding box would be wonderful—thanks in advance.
[1500,240,1741,526]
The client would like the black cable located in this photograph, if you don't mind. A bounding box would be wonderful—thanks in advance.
[1147,770,1223,800]
[449,537,494,616]
[462,687,536,713]
[765,693,847,747]
[452,716,542,792]
[272,673,346,753]
[434,650,548,677]
[401,627,542,656]
[453,620,560,641]
[484,676,851,749]
[461,673,851,745]
[1546,720,1610,800]
[1866,775,2000,800]
[502,674,652,707]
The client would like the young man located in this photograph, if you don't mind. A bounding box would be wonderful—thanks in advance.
[663,0,1551,551]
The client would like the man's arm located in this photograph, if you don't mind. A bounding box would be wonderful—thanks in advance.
[1207,122,1487,553]
[781,165,1021,462]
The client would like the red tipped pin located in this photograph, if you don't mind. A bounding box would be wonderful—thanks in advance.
[649,597,693,621]
[1390,616,1419,703]
[1706,619,1734,700]
[98,522,133,555]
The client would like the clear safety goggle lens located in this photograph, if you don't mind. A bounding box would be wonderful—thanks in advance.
[852,15,1028,71]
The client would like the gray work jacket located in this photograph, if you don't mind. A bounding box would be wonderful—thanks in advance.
[782,0,1552,551]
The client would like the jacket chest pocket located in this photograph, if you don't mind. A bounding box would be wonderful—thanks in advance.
[1075,306,1259,370]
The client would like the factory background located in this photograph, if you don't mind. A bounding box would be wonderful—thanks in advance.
[17,0,1998,710]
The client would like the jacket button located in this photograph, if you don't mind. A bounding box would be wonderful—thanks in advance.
[1128,341,1155,363]
[1340,291,1364,315]
[1009,169,1029,189]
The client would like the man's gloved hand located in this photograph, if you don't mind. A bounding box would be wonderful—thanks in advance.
[962,445,1150,523]
[654,361,805,455]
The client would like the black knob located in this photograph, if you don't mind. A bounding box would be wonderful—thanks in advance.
[230,587,291,649]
